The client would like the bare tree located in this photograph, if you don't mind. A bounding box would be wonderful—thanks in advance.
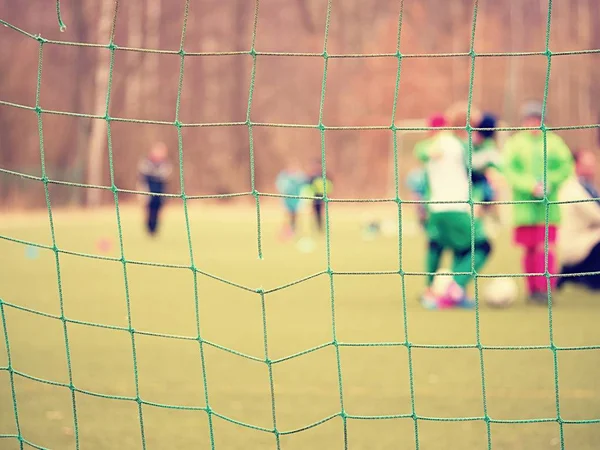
[126,0,144,116]
[69,0,92,204]
[296,0,315,33]
[143,0,161,119]
[86,0,116,206]
[503,0,523,124]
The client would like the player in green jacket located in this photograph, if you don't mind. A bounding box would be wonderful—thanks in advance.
[502,101,574,303]
[307,160,333,233]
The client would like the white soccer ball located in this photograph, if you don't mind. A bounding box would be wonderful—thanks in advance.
[482,277,518,308]
[431,269,453,297]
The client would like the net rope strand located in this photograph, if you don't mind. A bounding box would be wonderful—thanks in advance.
[0,1,599,449]
[463,2,495,450]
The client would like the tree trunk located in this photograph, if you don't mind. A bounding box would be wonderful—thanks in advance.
[577,0,590,146]
[556,2,569,129]
[450,1,462,102]
[86,0,115,206]
[69,0,90,205]
[143,0,161,120]
[232,0,250,186]
[503,1,522,124]
[126,0,144,117]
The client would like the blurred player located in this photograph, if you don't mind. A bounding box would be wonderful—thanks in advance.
[446,101,482,144]
[138,142,172,236]
[471,113,502,220]
[419,127,492,309]
[275,160,308,240]
[307,160,333,233]
[557,149,600,291]
[502,101,574,303]
[408,113,448,297]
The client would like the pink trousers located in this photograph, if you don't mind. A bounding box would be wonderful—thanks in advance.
[514,225,557,294]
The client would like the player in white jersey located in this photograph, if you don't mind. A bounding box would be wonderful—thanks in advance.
[421,131,492,309]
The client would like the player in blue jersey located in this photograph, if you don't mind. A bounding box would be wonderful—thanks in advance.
[276,160,308,239]
[138,142,172,236]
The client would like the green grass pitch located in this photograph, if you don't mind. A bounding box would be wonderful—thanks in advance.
[0,203,599,449]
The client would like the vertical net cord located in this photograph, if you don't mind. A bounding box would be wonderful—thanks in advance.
[0,297,22,448]
[100,2,150,449]
[259,290,280,448]
[55,0,66,32]
[391,1,422,449]
[463,1,494,449]
[248,0,263,259]
[540,0,564,447]
[172,2,218,448]
[317,0,349,447]
[34,33,81,449]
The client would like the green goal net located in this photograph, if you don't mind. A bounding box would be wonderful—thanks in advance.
[1,0,599,449]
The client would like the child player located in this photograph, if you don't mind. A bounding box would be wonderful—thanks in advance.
[502,101,574,303]
[419,125,493,309]
[471,113,502,221]
[138,142,172,236]
[275,160,308,240]
[407,113,447,298]
[307,159,333,233]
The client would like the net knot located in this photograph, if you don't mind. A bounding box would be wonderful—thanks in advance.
[34,34,47,44]
[265,357,272,365]
[178,48,186,57]
[128,327,135,334]
[110,185,118,194]
[390,124,398,132]
[174,120,182,128]
[483,414,491,423]
[273,427,280,436]
[104,114,112,122]
[556,416,564,424]
[322,51,329,60]
[189,264,196,272]
[318,123,326,132]
[205,406,213,415]
[395,51,402,59]
[469,49,477,58]
[135,396,143,405]
[68,383,75,392]
[550,343,558,352]
[41,175,49,184]
[52,244,59,253]
[256,288,264,295]
[34,106,43,115]
[540,123,547,132]
[107,42,118,51]
[249,48,257,57]
[340,410,348,419]
[545,49,553,58]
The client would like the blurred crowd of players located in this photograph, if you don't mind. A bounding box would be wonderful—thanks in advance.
[135,100,600,309]
[406,100,600,309]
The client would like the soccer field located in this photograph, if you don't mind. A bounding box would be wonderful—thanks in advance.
[0,203,599,450]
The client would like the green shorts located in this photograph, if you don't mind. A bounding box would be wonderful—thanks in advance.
[428,210,487,251]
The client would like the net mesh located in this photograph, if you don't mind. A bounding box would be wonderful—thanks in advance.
[0,0,599,449]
